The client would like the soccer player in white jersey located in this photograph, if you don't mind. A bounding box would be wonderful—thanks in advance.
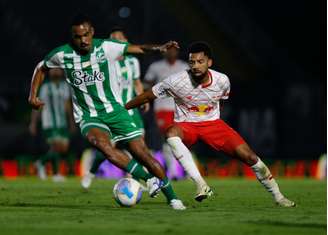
[28,14,185,210]
[81,27,149,189]
[126,42,296,207]
[29,63,74,182]
[144,47,189,179]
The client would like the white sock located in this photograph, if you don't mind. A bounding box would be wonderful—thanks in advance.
[251,157,284,201]
[163,143,178,178]
[167,137,207,189]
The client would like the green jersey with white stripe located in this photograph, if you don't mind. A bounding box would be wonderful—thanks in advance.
[39,81,70,129]
[43,39,128,123]
[115,55,140,115]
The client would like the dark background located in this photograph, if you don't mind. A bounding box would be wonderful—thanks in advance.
[0,0,326,159]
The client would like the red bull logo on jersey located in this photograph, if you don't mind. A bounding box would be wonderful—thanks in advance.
[187,104,214,116]
[71,70,105,86]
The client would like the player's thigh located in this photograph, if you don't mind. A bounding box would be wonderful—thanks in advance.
[155,111,174,134]
[55,129,70,153]
[84,127,116,158]
[79,118,113,150]
[200,120,246,156]
[50,140,69,153]
[172,122,198,147]
[44,128,68,153]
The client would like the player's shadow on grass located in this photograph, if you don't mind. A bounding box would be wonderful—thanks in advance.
[249,220,326,229]
[0,202,119,210]
[0,201,165,210]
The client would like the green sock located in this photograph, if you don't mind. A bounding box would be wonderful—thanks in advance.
[126,159,153,182]
[161,177,178,202]
[90,150,106,174]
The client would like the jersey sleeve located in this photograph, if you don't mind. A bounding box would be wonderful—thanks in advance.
[221,75,230,100]
[43,47,63,69]
[144,63,157,82]
[130,57,141,80]
[103,39,129,61]
[152,77,174,99]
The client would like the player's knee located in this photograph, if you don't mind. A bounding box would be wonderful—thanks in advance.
[51,143,61,153]
[235,144,258,166]
[87,134,97,146]
[87,135,106,151]
[166,126,181,139]
[243,151,258,166]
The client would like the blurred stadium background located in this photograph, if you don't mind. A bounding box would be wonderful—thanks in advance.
[0,0,326,180]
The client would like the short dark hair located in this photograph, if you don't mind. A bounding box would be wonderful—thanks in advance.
[187,41,212,58]
[71,13,93,27]
[110,26,125,34]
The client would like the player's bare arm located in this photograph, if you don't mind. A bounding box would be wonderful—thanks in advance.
[125,90,157,110]
[65,99,77,133]
[127,41,179,54]
[28,65,47,110]
[133,79,150,112]
[29,109,40,136]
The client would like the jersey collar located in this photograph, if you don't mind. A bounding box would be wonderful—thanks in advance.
[201,71,213,88]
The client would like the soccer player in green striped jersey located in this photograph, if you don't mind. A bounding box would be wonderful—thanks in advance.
[29,64,75,182]
[28,14,185,210]
[81,27,150,189]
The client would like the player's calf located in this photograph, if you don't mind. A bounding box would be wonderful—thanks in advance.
[235,144,295,207]
[166,135,211,201]
[127,138,166,179]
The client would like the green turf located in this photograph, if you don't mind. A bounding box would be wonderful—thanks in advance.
[0,178,325,235]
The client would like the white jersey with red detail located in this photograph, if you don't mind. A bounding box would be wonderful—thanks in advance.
[152,69,230,122]
[144,59,189,111]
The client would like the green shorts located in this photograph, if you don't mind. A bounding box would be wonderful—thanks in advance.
[129,108,144,134]
[43,128,69,144]
[79,109,143,143]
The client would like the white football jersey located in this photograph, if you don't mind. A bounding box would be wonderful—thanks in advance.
[144,59,189,111]
[152,69,230,122]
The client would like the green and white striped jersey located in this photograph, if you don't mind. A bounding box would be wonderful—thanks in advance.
[43,39,128,123]
[39,80,70,129]
[115,55,140,115]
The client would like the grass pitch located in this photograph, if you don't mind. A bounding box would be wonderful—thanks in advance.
[0,178,326,235]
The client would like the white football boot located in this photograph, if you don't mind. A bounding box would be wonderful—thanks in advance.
[170,199,186,210]
[146,177,162,197]
[195,184,213,202]
[276,197,296,207]
[81,172,95,189]
[52,174,66,182]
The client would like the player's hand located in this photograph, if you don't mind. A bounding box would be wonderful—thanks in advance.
[28,96,45,110]
[140,103,150,113]
[159,41,179,53]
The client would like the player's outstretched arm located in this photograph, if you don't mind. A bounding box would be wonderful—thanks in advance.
[28,65,47,110]
[134,79,150,112]
[125,90,157,110]
[127,41,179,54]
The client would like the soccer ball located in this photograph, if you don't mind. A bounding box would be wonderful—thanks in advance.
[113,178,143,207]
